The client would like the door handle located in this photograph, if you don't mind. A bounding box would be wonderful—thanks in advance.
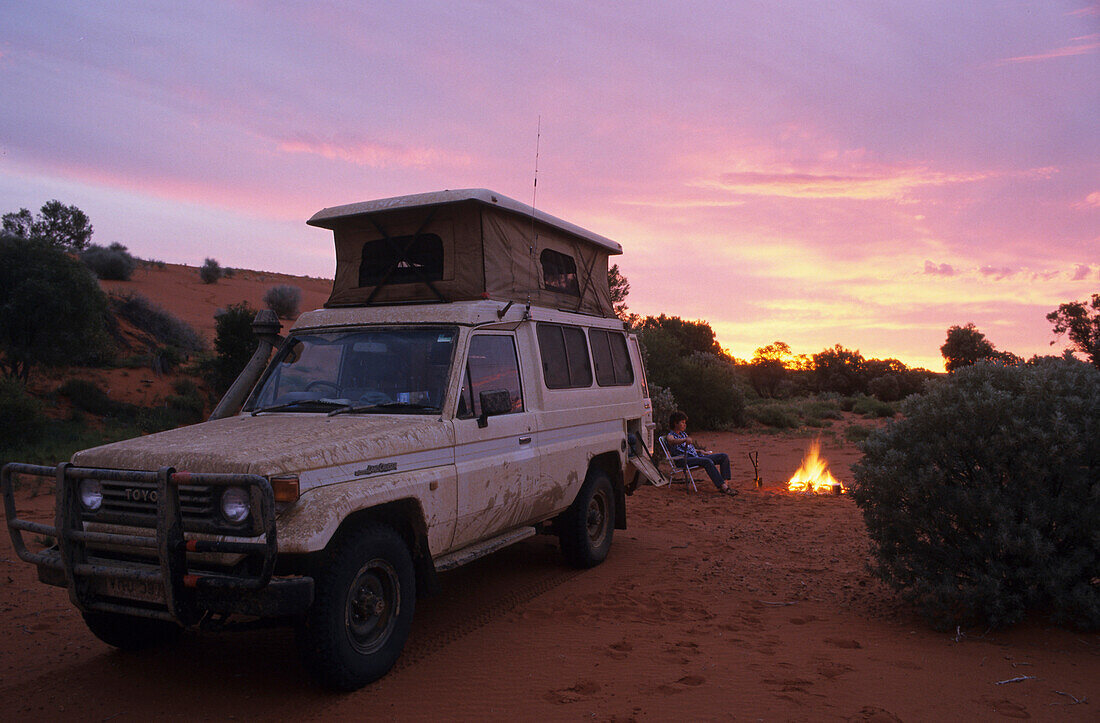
[518,436,532,445]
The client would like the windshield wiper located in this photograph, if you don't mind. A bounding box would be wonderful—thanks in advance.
[328,402,440,417]
[250,399,348,416]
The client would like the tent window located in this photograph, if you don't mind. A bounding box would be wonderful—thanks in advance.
[359,234,444,288]
[540,249,580,296]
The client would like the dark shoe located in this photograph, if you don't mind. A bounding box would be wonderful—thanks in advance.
[719,485,738,497]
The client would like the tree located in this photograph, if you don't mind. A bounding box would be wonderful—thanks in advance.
[939,323,1020,372]
[638,315,726,358]
[2,200,94,251]
[812,345,865,394]
[608,264,631,322]
[0,234,113,380]
[210,302,259,394]
[1047,293,1100,369]
[747,341,792,398]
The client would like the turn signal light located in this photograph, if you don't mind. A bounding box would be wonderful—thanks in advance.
[270,475,300,503]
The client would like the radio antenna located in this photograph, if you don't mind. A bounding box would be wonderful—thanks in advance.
[529,115,541,253]
[526,116,541,315]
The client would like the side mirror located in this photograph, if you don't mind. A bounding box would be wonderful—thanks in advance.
[477,390,512,428]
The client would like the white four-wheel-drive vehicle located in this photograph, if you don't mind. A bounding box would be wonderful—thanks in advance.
[3,189,663,690]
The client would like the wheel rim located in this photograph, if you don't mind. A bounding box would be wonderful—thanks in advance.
[344,558,400,655]
[585,488,610,548]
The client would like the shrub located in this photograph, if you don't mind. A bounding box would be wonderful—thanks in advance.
[749,403,800,429]
[852,359,1100,631]
[200,258,223,284]
[843,424,871,442]
[209,302,258,394]
[649,385,677,436]
[109,292,205,353]
[0,234,114,380]
[851,395,895,418]
[263,284,302,319]
[0,377,46,445]
[80,242,137,280]
[58,378,128,417]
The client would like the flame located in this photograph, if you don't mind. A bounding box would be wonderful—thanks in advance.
[787,439,845,494]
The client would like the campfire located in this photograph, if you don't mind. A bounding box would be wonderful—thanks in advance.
[787,439,846,494]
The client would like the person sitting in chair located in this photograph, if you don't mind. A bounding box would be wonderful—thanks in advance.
[664,410,738,496]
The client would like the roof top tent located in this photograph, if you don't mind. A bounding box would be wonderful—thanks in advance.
[307,189,622,318]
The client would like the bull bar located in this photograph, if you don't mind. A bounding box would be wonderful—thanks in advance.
[2,463,312,625]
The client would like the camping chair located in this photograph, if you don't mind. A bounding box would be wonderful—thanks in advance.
[657,435,700,492]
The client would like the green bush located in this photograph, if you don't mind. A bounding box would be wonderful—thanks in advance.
[843,424,871,442]
[81,242,137,280]
[851,395,895,418]
[58,378,128,417]
[0,377,46,445]
[263,284,302,319]
[109,292,205,353]
[749,403,800,429]
[852,359,1100,631]
[199,258,223,284]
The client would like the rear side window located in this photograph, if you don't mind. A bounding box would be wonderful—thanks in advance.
[536,323,593,389]
[589,329,634,386]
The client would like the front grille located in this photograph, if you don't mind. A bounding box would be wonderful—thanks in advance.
[83,479,250,534]
[99,479,215,522]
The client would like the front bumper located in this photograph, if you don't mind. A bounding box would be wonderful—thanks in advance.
[3,463,313,625]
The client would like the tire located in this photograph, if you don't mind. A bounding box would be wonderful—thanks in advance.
[296,523,416,691]
[81,611,182,651]
[558,467,615,569]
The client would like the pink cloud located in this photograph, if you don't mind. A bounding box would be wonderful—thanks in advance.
[710,164,991,201]
[924,261,955,276]
[1082,191,1100,208]
[980,266,1015,280]
[997,33,1100,64]
[276,136,471,169]
[1072,264,1093,280]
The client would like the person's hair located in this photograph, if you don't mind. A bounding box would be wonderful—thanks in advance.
[669,410,687,428]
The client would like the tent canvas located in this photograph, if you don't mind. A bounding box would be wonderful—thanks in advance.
[307,189,622,317]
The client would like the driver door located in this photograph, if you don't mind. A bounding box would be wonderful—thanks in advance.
[451,333,536,549]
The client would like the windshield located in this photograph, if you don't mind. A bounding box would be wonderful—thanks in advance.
[246,327,457,414]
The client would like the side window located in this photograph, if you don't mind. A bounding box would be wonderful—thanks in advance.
[457,335,524,418]
[539,249,580,296]
[589,329,635,386]
[536,323,593,389]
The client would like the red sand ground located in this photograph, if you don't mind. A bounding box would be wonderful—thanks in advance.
[2,264,1096,719]
[2,431,1096,721]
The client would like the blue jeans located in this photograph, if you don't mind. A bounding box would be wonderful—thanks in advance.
[685,452,730,489]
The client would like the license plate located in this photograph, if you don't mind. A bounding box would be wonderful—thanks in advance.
[89,575,166,604]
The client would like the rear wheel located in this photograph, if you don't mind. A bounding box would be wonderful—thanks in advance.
[558,468,615,568]
[296,523,416,691]
[82,611,181,651]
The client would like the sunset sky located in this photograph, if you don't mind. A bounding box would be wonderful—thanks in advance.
[2,2,1097,370]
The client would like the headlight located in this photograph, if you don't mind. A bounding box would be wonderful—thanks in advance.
[79,479,103,511]
[220,487,251,524]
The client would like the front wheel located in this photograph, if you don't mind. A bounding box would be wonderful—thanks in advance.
[296,523,416,691]
[82,611,181,651]
[558,468,615,568]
